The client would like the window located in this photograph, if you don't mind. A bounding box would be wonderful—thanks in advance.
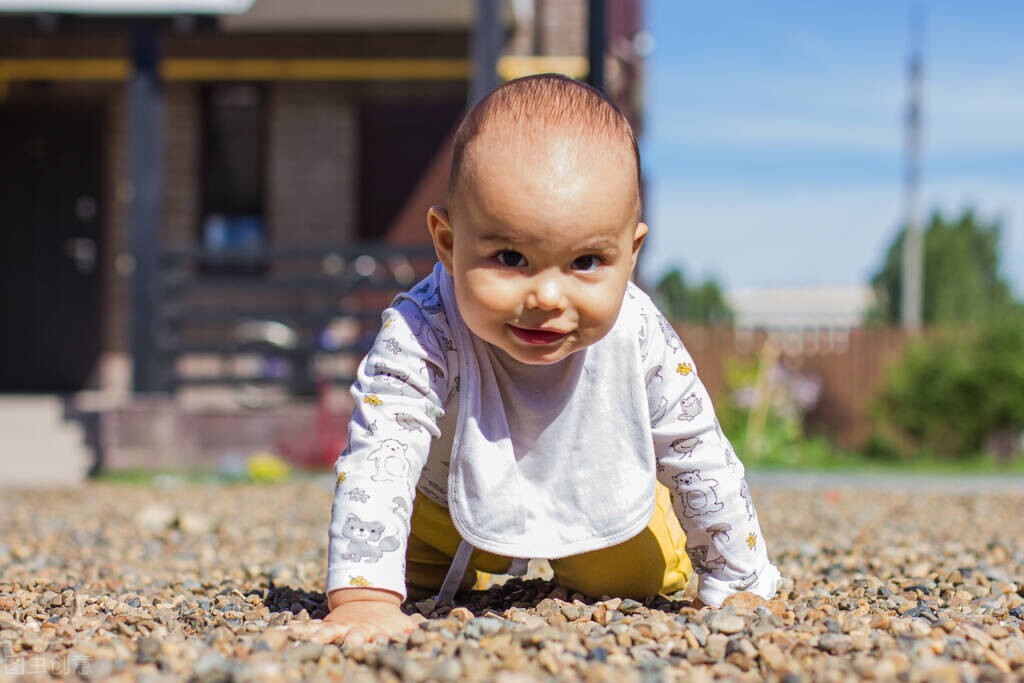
[200,84,266,271]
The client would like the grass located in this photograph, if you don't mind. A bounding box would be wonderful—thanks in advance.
[722,412,1024,475]
[742,437,1024,475]
[92,468,325,485]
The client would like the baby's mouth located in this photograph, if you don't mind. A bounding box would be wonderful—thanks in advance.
[508,325,568,345]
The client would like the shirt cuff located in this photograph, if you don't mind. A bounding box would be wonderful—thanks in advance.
[326,567,408,600]
[697,563,782,608]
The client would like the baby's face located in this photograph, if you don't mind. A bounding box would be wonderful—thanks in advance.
[429,130,646,365]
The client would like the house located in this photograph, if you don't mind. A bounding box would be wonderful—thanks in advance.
[727,284,875,353]
[0,0,646,397]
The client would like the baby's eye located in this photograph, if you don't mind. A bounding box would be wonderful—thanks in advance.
[497,250,526,267]
[571,255,602,272]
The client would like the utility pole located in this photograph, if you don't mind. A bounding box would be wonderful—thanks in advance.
[901,9,924,332]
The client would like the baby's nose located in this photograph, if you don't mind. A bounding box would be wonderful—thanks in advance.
[526,274,567,310]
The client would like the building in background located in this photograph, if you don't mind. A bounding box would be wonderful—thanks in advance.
[727,285,874,353]
[0,0,646,397]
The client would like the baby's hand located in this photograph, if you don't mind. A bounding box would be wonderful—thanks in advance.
[310,588,424,646]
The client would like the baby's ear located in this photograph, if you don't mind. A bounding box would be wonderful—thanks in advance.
[633,222,649,250]
[427,205,455,272]
[631,222,649,266]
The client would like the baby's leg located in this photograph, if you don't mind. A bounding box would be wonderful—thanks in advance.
[406,493,513,600]
[549,483,692,599]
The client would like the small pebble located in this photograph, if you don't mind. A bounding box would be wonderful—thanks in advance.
[708,610,745,635]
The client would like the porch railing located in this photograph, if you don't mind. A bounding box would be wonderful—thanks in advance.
[153,243,437,394]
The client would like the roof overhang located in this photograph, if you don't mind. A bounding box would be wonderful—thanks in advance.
[0,0,254,13]
[221,0,513,32]
[0,0,521,30]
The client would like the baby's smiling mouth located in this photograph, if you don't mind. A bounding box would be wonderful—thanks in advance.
[508,325,569,345]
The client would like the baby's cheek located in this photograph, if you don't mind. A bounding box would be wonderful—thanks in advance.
[579,297,622,336]
[460,273,510,312]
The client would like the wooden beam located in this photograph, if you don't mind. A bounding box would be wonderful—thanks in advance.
[0,58,130,81]
[496,55,588,81]
[0,57,469,82]
[0,56,588,83]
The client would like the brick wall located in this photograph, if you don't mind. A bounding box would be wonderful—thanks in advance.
[103,86,128,354]
[542,0,587,55]
[162,84,201,246]
[267,83,358,246]
[100,83,201,356]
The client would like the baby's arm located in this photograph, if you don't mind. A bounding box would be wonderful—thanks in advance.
[317,296,451,643]
[638,296,781,607]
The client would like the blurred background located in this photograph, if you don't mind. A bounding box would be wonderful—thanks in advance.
[639,0,1024,472]
[0,0,1021,486]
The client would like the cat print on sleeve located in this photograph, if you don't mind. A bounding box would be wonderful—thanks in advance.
[339,514,400,563]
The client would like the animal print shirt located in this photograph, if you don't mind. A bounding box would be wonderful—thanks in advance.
[328,263,781,607]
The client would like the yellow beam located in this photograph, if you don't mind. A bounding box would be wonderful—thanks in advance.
[0,55,588,85]
[0,59,130,81]
[162,58,469,81]
[497,55,588,81]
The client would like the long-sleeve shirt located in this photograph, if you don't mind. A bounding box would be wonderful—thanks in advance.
[328,263,781,606]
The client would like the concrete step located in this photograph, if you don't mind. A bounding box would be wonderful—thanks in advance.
[0,395,92,488]
[0,395,65,426]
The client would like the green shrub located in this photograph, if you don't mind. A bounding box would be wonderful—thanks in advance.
[870,314,1024,460]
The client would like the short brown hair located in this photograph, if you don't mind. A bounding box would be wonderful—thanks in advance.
[447,74,641,213]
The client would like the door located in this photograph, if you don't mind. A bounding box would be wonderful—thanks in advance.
[0,102,104,392]
[358,97,465,240]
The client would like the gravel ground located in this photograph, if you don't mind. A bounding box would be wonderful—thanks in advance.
[1,476,1023,682]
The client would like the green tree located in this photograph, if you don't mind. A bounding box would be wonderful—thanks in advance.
[871,311,1024,461]
[654,267,733,324]
[867,209,1016,324]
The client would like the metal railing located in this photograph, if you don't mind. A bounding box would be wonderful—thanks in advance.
[154,243,437,394]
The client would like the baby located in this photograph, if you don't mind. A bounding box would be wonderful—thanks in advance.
[314,74,780,645]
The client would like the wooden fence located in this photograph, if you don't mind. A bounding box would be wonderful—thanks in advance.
[674,325,910,449]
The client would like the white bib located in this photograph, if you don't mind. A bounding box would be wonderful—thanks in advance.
[438,270,656,559]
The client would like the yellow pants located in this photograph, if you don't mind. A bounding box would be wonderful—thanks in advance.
[406,483,693,600]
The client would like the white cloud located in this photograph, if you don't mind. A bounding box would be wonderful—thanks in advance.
[641,177,1024,298]
[649,57,1024,157]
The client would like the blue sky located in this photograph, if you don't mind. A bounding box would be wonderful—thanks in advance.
[639,0,1024,298]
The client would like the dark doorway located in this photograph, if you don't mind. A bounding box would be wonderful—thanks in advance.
[0,101,104,392]
[358,98,465,241]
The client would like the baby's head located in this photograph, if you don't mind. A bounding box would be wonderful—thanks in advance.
[428,74,648,365]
